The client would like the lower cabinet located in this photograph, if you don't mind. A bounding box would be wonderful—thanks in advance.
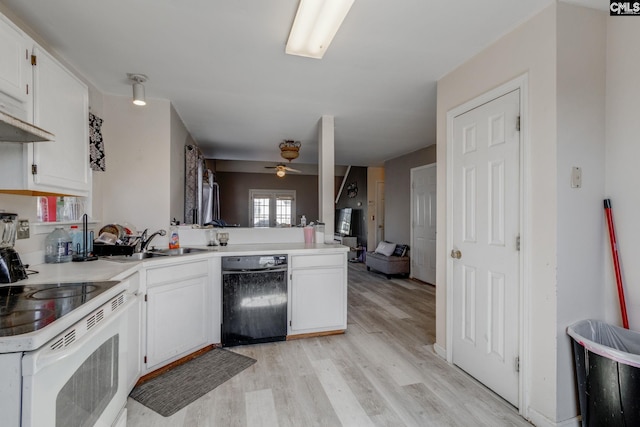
[144,259,210,372]
[289,252,347,335]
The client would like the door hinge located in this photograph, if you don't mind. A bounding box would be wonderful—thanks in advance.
[144,355,147,364]
[26,84,29,95]
[289,320,292,327]
[144,294,147,302]
[31,164,37,175]
[516,235,521,251]
[515,356,520,372]
[31,54,37,66]
[516,116,521,132]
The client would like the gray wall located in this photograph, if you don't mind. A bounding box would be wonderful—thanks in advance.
[216,172,320,227]
[383,145,436,245]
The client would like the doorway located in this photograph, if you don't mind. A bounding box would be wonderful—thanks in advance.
[410,164,436,284]
[448,87,522,407]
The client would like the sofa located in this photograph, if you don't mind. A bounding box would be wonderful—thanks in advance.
[366,241,410,279]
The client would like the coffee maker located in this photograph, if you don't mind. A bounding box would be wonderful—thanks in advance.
[0,213,28,283]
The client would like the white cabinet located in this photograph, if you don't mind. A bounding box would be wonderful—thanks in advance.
[29,46,90,196]
[0,14,32,121]
[144,259,211,372]
[0,14,90,197]
[289,252,347,335]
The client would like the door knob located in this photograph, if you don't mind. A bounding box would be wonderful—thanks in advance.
[450,249,462,259]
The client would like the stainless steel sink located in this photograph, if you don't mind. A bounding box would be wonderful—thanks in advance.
[102,251,168,262]
[102,247,208,263]
[150,247,209,256]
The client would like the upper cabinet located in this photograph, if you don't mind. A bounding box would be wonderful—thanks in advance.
[0,14,90,197]
[0,15,32,121]
[30,46,90,196]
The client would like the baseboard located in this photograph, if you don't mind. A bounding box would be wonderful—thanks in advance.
[527,407,581,427]
[433,342,447,360]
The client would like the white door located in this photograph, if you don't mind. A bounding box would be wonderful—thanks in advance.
[411,164,436,284]
[451,89,520,406]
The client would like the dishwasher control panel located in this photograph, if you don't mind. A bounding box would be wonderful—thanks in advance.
[222,255,287,271]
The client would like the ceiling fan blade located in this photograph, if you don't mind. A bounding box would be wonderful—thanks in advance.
[284,166,301,173]
[264,166,278,169]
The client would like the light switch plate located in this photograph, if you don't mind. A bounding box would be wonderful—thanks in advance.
[571,167,582,188]
[17,219,30,239]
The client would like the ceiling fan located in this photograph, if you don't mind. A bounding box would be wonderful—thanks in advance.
[265,163,301,178]
[265,140,302,177]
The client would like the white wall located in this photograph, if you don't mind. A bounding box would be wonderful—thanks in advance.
[436,4,558,421]
[437,3,612,424]
[101,95,171,238]
[169,104,194,223]
[605,18,640,327]
[555,3,607,421]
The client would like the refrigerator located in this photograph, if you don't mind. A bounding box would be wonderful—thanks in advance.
[184,145,219,225]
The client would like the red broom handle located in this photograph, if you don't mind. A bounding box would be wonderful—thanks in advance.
[604,199,629,329]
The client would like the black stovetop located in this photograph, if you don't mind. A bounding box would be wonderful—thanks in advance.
[0,281,120,336]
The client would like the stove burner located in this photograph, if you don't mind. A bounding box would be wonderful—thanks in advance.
[0,308,55,330]
[27,284,99,300]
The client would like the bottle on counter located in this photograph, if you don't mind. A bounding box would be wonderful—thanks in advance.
[45,227,72,263]
[169,219,180,249]
[69,225,83,256]
[300,215,307,227]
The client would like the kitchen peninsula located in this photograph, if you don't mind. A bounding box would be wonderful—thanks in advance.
[0,226,349,427]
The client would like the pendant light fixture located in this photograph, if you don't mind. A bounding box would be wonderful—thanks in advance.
[127,73,148,106]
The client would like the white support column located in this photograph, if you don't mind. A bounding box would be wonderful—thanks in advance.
[318,115,335,243]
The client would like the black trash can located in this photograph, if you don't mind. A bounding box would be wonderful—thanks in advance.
[567,319,640,427]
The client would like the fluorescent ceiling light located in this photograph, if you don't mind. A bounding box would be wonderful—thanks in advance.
[286,0,355,59]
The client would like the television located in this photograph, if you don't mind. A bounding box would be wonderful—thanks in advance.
[335,208,353,236]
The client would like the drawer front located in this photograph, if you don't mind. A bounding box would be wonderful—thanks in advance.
[147,259,209,286]
[291,253,344,269]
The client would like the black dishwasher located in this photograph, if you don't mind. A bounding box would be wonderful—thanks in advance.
[222,255,288,346]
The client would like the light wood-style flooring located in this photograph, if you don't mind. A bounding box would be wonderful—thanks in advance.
[127,262,531,426]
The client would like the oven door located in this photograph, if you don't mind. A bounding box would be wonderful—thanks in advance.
[21,294,135,427]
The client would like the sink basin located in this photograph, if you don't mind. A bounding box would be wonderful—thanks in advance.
[102,252,168,262]
[103,247,208,263]
[150,247,208,256]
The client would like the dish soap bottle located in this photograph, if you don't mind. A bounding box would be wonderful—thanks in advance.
[169,218,180,249]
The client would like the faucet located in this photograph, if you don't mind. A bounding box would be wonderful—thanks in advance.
[140,229,166,252]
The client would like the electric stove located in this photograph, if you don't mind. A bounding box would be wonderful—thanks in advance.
[0,281,120,337]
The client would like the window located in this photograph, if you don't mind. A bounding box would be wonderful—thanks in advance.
[249,190,296,227]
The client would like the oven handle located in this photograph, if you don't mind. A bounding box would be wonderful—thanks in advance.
[222,267,288,274]
[25,296,135,374]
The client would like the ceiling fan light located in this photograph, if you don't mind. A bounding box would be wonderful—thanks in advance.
[286,0,355,59]
[276,169,286,178]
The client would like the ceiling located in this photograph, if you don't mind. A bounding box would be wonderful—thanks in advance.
[0,0,605,167]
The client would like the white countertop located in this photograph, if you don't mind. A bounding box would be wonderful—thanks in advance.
[0,243,348,353]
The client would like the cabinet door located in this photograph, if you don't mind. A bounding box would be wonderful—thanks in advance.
[146,275,208,369]
[0,15,32,120]
[31,46,89,195]
[291,267,346,333]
